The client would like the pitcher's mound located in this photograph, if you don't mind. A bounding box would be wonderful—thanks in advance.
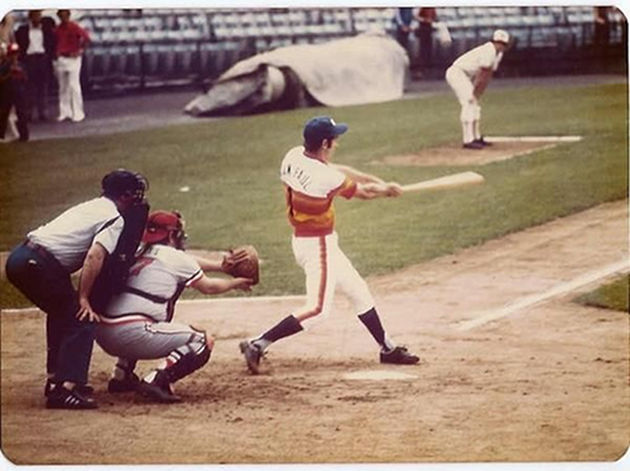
[376,136,582,167]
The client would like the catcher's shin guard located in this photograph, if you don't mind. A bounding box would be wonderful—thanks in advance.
[161,332,212,383]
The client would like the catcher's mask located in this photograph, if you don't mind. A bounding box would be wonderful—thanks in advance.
[102,169,148,203]
[143,210,187,248]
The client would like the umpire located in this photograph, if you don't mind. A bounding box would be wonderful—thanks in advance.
[5,169,148,409]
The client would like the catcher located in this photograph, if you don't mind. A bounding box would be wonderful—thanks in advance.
[95,210,257,403]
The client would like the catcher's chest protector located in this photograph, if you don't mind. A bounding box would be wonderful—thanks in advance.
[90,201,150,312]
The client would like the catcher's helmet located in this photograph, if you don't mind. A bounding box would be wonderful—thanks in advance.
[143,210,186,246]
[101,169,148,201]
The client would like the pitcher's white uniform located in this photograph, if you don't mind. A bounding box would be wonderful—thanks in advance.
[96,244,204,360]
[280,146,375,324]
[446,42,503,108]
[445,33,507,145]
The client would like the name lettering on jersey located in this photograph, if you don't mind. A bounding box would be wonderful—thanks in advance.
[281,163,313,191]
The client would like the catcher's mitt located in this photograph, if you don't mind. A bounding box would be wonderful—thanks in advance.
[222,245,259,285]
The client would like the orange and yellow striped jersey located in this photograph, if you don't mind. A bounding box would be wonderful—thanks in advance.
[280,146,357,236]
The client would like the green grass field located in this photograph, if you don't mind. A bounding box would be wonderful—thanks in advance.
[575,275,630,312]
[1,81,627,307]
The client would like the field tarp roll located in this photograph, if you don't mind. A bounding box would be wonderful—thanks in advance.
[185,32,409,116]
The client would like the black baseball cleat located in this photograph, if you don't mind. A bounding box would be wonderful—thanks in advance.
[45,380,94,397]
[108,373,140,393]
[462,141,485,150]
[137,371,181,403]
[46,385,98,410]
[474,136,492,147]
[380,346,420,365]
[239,340,263,375]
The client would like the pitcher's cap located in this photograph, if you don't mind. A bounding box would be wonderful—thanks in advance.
[493,29,510,44]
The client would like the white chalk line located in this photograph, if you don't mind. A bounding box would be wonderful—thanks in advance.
[487,135,583,143]
[457,259,630,331]
[1,294,307,315]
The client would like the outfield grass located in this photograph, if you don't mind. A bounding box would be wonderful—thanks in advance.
[575,275,630,312]
[0,81,627,306]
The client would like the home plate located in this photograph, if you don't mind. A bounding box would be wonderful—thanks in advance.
[343,370,418,381]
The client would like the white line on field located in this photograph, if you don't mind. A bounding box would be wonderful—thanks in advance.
[456,259,630,331]
[179,295,305,306]
[487,135,583,143]
[1,295,307,315]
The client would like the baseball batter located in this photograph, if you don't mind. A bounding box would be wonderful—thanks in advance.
[96,210,253,403]
[239,116,420,374]
[445,29,510,149]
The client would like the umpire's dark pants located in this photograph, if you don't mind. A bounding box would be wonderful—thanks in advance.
[5,242,95,385]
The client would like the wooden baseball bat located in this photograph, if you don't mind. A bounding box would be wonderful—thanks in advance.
[401,171,485,193]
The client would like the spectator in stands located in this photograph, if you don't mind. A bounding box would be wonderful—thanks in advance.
[54,9,90,123]
[16,10,57,122]
[393,7,414,52]
[0,42,29,143]
[0,13,16,44]
[593,7,611,47]
[593,7,611,71]
[415,7,437,76]
[445,29,510,150]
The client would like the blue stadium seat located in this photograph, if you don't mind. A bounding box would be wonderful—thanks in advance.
[142,43,160,75]
[123,44,142,76]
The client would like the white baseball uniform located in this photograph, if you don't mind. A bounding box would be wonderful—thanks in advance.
[445,41,503,143]
[96,244,204,360]
[280,146,375,326]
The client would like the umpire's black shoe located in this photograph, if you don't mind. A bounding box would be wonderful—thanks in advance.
[46,385,98,410]
[380,346,420,365]
[45,380,94,397]
[138,371,181,404]
[108,373,140,393]
[239,340,263,375]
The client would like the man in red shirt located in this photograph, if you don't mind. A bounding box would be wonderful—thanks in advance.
[54,10,89,122]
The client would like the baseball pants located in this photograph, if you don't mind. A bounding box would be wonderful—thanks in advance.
[291,232,374,325]
[54,56,85,121]
[445,65,481,142]
[5,242,96,385]
[96,317,207,360]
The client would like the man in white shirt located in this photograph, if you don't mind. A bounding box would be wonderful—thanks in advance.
[445,29,510,149]
[5,169,148,409]
[96,210,253,403]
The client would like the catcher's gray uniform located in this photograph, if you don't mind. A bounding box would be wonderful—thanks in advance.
[96,244,210,380]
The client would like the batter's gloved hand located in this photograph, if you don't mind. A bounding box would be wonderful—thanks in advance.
[222,245,260,285]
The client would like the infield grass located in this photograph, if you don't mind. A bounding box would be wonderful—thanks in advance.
[575,275,630,313]
[1,81,627,307]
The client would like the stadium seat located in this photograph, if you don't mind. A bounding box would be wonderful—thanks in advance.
[123,44,142,76]
[142,43,160,76]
